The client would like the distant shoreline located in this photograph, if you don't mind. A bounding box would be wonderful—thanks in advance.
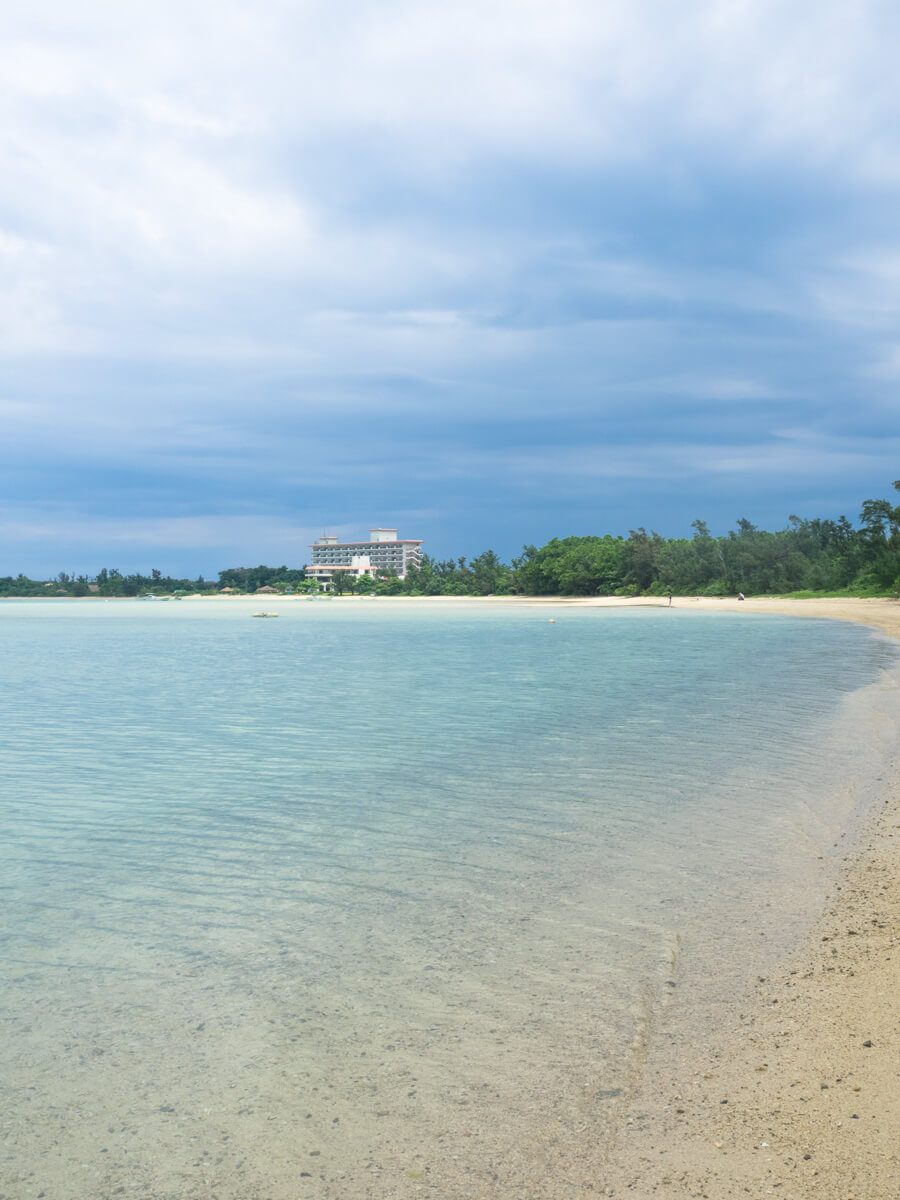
[575,593,900,639]
[5,591,900,637]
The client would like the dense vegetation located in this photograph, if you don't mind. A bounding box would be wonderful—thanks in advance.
[3,483,900,599]
[216,565,310,592]
[356,482,900,597]
[0,567,219,598]
[0,564,311,598]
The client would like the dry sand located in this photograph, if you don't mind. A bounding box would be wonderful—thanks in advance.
[575,593,900,641]
[569,596,900,1199]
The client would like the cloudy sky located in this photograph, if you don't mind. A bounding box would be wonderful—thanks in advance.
[2,0,899,576]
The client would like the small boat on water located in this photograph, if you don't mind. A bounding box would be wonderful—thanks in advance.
[252,611,279,618]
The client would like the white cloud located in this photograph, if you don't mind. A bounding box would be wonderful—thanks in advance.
[0,507,322,553]
[0,0,898,563]
[2,2,897,278]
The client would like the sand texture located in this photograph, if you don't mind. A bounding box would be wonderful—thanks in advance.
[601,788,900,1198]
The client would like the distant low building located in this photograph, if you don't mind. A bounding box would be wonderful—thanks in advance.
[305,528,422,588]
[304,560,379,588]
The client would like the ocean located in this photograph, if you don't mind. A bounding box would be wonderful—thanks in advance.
[1,598,897,1199]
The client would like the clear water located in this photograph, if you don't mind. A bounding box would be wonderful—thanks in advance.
[1,599,897,1200]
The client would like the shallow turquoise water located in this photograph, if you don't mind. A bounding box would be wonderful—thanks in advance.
[1,599,897,1199]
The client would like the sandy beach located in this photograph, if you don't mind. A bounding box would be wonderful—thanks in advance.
[575,593,900,641]
[571,596,900,1199]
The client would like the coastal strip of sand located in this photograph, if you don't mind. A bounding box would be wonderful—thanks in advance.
[603,788,900,1199]
[574,592,900,642]
[570,595,900,1199]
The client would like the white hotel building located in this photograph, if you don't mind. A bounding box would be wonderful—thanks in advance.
[304,529,423,587]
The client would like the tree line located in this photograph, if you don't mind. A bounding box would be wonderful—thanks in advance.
[0,564,309,598]
[341,482,900,597]
[3,483,899,599]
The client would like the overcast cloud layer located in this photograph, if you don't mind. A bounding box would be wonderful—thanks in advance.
[2,0,900,575]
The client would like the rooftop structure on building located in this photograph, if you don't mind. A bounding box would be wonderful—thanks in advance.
[305,528,423,587]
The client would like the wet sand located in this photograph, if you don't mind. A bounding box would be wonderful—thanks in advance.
[576,596,900,1199]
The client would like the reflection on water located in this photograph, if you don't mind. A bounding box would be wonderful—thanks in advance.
[1,600,897,1199]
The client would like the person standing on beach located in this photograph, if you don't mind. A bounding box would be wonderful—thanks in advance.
[668,594,672,606]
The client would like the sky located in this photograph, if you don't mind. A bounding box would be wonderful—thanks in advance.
[2,0,900,578]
